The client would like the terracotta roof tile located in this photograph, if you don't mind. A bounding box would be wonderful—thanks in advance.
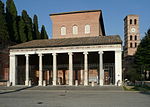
[9,35,122,49]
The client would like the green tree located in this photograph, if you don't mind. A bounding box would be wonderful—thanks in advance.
[0,0,9,41]
[22,10,33,41]
[18,16,27,43]
[134,29,150,71]
[125,63,141,82]
[33,15,40,39]
[40,25,48,39]
[6,0,19,42]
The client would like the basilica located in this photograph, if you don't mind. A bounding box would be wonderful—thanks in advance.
[9,10,122,86]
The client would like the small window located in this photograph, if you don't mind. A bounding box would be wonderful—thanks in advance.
[130,35,132,40]
[73,25,78,35]
[61,26,66,35]
[135,43,137,48]
[135,35,137,40]
[85,25,90,34]
[130,43,133,48]
[130,19,132,24]
[134,19,137,25]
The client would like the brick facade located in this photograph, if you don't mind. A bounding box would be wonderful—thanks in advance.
[50,10,105,39]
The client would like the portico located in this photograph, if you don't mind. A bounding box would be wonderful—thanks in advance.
[9,36,122,86]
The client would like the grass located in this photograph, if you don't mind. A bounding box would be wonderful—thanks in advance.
[123,85,150,92]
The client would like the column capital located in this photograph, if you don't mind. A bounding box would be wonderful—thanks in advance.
[25,54,29,57]
[83,51,88,55]
[68,52,73,55]
[98,51,103,54]
[52,53,57,56]
[115,50,122,53]
[38,53,43,57]
[9,54,15,57]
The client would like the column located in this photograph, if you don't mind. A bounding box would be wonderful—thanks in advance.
[83,51,88,86]
[68,52,73,85]
[52,53,57,85]
[47,70,50,85]
[25,54,29,86]
[115,50,122,86]
[98,51,104,86]
[38,53,43,86]
[9,55,17,86]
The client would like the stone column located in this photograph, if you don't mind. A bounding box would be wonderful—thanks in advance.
[68,52,73,85]
[52,53,57,85]
[83,51,88,86]
[98,51,104,86]
[9,55,17,86]
[25,54,29,86]
[47,70,50,85]
[38,53,43,86]
[115,50,122,86]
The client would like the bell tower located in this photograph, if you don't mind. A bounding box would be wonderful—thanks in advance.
[124,15,140,57]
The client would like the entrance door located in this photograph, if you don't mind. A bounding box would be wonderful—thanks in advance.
[103,64,115,85]
[74,70,81,85]
[104,70,110,85]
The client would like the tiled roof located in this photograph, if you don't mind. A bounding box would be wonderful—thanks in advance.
[9,35,122,49]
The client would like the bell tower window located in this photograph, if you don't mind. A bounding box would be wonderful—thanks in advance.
[134,19,137,25]
[130,43,133,48]
[130,35,132,40]
[135,35,137,40]
[130,19,132,24]
[135,43,137,48]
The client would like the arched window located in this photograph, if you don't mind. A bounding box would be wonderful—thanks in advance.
[85,25,90,34]
[61,26,66,35]
[135,35,137,40]
[130,35,132,40]
[130,19,132,24]
[130,43,133,48]
[135,43,137,48]
[73,25,78,35]
[134,19,137,25]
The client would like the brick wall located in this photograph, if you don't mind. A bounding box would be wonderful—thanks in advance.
[50,10,105,39]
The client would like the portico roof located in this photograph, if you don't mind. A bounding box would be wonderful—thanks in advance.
[9,35,122,49]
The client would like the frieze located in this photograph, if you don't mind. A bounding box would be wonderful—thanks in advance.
[10,44,121,53]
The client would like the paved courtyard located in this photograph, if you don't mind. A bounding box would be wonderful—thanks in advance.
[0,87,149,107]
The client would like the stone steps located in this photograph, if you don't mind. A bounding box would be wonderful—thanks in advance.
[0,85,123,91]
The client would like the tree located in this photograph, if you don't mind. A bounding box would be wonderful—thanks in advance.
[22,10,33,41]
[125,63,141,82]
[134,29,150,71]
[18,16,27,43]
[33,15,40,39]
[40,25,48,39]
[0,0,9,41]
[6,0,19,42]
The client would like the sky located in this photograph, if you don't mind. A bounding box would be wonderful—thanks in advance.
[2,0,150,41]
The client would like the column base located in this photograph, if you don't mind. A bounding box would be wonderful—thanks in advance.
[53,81,57,86]
[69,81,73,86]
[99,80,104,86]
[38,81,43,86]
[84,82,88,86]
[25,80,29,86]
[12,82,16,86]
[115,80,122,86]
[7,81,11,87]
